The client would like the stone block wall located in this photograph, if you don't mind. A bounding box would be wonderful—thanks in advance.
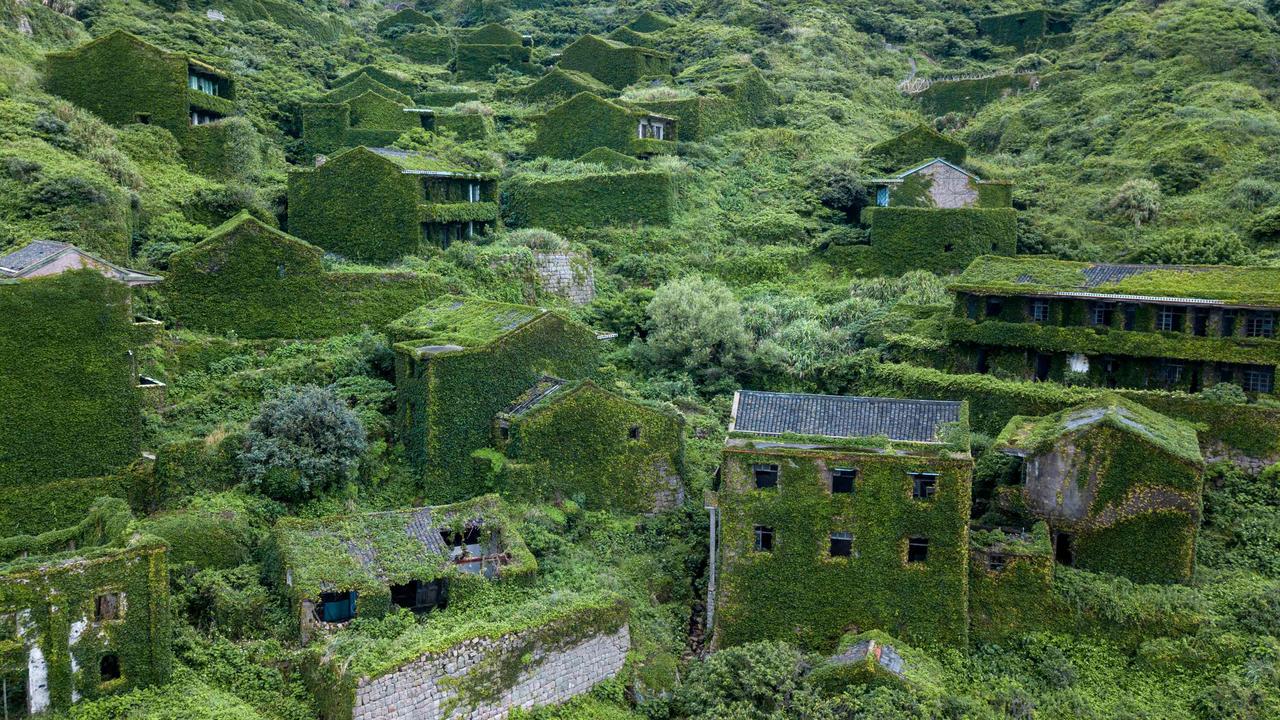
[534,252,595,305]
[352,623,629,720]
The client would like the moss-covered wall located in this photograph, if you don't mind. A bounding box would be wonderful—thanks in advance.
[557,35,672,89]
[529,93,644,159]
[977,10,1074,52]
[0,500,171,713]
[394,313,601,501]
[164,214,445,338]
[500,382,685,512]
[287,147,421,262]
[639,94,741,141]
[866,125,967,171]
[395,30,455,65]
[917,74,1037,116]
[331,67,419,97]
[503,170,676,230]
[0,270,143,488]
[861,207,1016,275]
[455,43,535,81]
[714,444,971,651]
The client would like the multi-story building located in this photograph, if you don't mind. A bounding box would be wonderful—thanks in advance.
[947,255,1280,394]
[708,391,973,650]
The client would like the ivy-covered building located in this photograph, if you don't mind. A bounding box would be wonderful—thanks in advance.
[287,146,499,262]
[455,23,535,81]
[512,68,611,104]
[946,255,1280,394]
[866,125,967,171]
[710,391,973,651]
[977,9,1075,52]
[0,242,162,490]
[301,79,432,156]
[859,158,1015,274]
[529,92,676,159]
[0,498,171,715]
[994,396,1204,583]
[389,296,604,500]
[45,31,236,167]
[492,377,686,513]
[504,165,678,230]
[556,35,672,89]
[275,495,535,641]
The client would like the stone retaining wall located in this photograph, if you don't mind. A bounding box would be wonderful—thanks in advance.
[534,252,595,305]
[353,623,629,720]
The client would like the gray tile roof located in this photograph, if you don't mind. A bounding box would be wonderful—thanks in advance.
[0,240,71,273]
[1079,263,1209,288]
[732,391,962,443]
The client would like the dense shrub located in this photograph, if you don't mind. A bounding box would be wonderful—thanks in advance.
[640,275,751,384]
[238,385,367,502]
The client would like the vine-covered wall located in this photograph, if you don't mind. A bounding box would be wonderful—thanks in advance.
[529,92,676,159]
[917,74,1038,116]
[393,305,601,501]
[164,214,445,339]
[498,381,686,512]
[503,170,677,229]
[861,207,1016,275]
[714,442,972,651]
[512,68,611,104]
[556,35,672,89]
[866,125,967,171]
[0,270,143,488]
[455,43,535,81]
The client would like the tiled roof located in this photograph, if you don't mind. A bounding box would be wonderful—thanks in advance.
[502,375,566,416]
[1079,263,1209,288]
[0,241,161,285]
[731,391,962,443]
[0,240,71,273]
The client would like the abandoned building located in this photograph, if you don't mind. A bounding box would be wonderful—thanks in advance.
[555,34,673,89]
[870,158,1011,209]
[275,495,535,641]
[708,391,973,651]
[947,255,1280,393]
[0,242,163,489]
[388,295,605,500]
[45,31,235,165]
[0,498,171,715]
[866,125,968,171]
[455,23,535,80]
[994,396,1204,583]
[491,377,686,513]
[636,61,779,141]
[287,146,499,262]
[977,9,1075,52]
[530,92,677,159]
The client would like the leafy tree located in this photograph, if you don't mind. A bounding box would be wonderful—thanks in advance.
[1129,227,1250,265]
[671,641,805,719]
[640,275,751,384]
[1200,382,1248,404]
[239,385,367,502]
[1105,179,1161,228]
[812,158,870,223]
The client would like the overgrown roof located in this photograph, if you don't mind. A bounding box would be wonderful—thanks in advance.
[387,294,563,347]
[175,211,320,258]
[275,494,534,599]
[564,33,672,58]
[624,11,676,32]
[952,255,1280,307]
[0,497,158,575]
[730,390,965,444]
[501,375,567,417]
[995,394,1203,465]
[48,29,230,76]
[874,157,981,183]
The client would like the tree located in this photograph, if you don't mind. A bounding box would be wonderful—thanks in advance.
[641,275,751,384]
[1129,227,1250,265]
[1106,178,1161,228]
[813,158,871,223]
[239,385,367,502]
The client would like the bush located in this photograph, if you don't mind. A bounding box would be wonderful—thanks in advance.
[1129,228,1250,265]
[1105,179,1161,228]
[238,385,367,502]
[671,641,805,719]
[1200,383,1248,405]
[641,275,751,384]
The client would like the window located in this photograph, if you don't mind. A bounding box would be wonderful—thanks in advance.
[190,110,222,126]
[1246,312,1275,338]
[753,464,779,489]
[319,591,357,623]
[753,526,774,552]
[987,553,1006,571]
[906,537,929,564]
[134,113,151,124]
[1122,304,1137,330]
[628,425,642,441]
[1034,353,1052,381]
[498,425,510,440]
[984,297,1003,318]
[1091,302,1114,327]
[829,532,852,558]
[99,653,121,682]
[943,243,954,252]
[1222,310,1238,337]
[1156,306,1184,332]
[390,579,449,613]
[1192,309,1209,337]
[94,592,123,622]
[1157,362,1183,387]
[188,72,221,96]
[1029,299,1049,323]
[1244,368,1275,394]
[910,472,938,500]
[831,468,856,494]
[1054,532,1074,566]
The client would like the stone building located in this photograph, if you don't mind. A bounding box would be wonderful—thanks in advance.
[947,255,1280,394]
[0,498,171,715]
[870,158,1011,209]
[389,295,605,500]
[708,391,973,650]
[287,146,499,262]
[275,495,536,641]
[994,395,1204,583]
[492,377,686,512]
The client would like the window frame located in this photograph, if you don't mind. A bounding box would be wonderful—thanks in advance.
[906,537,929,564]
[752,463,780,489]
[830,468,856,495]
[829,532,853,558]
[753,525,775,553]
[1029,298,1049,323]
[909,472,939,500]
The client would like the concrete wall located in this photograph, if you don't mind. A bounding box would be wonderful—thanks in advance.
[352,623,629,720]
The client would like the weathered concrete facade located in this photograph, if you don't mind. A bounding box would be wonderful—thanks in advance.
[352,624,630,720]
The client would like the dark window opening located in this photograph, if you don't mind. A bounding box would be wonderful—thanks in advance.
[135,113,151,124]
[1091,303,1114,327]
[975,347,989,374]
[753,463,779,489]
[390,579,449,614]
[1034,353,1052,381]
[1156,306,1185,332]
[829,532,852,558]
[1,668,27,718]
[628,425,642,440]
[99,653,121,682]
[988,553,1006,571]
[1246,312,1275,338]
[753,526,774,552]
[943,243,954,252]
[1122,304,1137,330]
[991,242,999,252]
[1029,299,1049,323]
[1158,362,1183,388]
[1054,532,1074,566]
[1192,309,1209,337]
[1103,356,1119,388]
[94,592,122,622]
[906,537,929,564]
[985,297,1003,318]
[1222,310,1238,337]
[498,425,510,440]
[319,590,357,623]
[831,468,856,494]
[910,473,938,500]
